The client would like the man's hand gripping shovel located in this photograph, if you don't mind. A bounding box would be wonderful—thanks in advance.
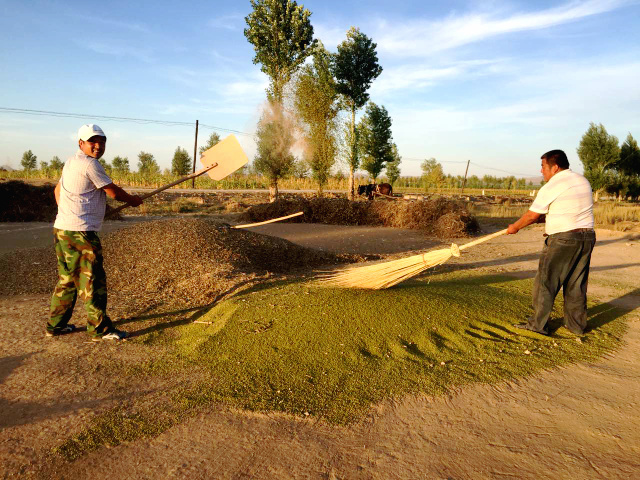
[106,134,249,217]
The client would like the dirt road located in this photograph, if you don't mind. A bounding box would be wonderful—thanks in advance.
[1,222,639,479]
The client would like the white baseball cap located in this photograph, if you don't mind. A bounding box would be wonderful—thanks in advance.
[78,124,106,141]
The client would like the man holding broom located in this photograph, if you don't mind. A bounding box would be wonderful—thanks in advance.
[507,149,595,336]
[46,124,143,341]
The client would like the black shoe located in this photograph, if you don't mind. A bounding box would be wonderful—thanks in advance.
[514,323,548,336]
[45,324,77,337]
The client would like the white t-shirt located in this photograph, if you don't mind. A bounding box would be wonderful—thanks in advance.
[53,150,113,231]
[529,169,594,235]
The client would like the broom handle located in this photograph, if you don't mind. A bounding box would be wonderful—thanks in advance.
[106,163,217,216]
[233,211,304,229]
[458,228,508,251]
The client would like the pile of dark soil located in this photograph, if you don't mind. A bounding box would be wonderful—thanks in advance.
[243,197,479,237]
[0,218,360,312]
[0,180,57,221]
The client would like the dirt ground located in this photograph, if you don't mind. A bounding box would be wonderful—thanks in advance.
[1,219,639,479]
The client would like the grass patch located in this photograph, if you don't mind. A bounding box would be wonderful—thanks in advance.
[55,271,629,460]
[169,273,626,423]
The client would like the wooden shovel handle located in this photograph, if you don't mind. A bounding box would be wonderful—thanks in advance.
[458,228,508,251]
[106,163,217,217]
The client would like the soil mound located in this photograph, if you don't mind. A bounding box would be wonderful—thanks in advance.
[244,197,479,237]
[0,180,57,221]
[0,218,356,310]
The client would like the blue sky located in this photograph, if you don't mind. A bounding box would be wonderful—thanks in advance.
[1,0,639,178]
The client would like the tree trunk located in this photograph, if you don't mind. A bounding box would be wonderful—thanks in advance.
[594,190,599,202]
[347,106,356,201]
[348,167,355,201]
[269,180,279,203]
[317,183,324,198]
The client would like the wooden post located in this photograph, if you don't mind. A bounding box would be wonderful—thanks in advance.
[192,119,199,188]
[460,159,470,194]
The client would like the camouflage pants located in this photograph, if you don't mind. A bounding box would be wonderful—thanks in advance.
[48,229,112,337]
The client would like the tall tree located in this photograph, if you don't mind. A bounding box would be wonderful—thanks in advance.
[50,156,64,170]
[137,151,160,175]
[254,104,296,202]
[112,156,130,173]
[618,133,640,177]
[199,132,221,155]
[358,102,393,181]
[333,27,382,199]
[172,147,192,176]
[244,0,316,102]
[21,150,37,170]
[293,43,339,195]
[421,158,444,190]
[385,143,402,185]
[577,122,619,201]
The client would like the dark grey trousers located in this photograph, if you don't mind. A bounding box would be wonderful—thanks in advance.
[528,229,596,334]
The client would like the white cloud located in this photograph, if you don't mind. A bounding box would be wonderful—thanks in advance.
[70,14,150,34]
[374,0,631,57]
[208,14,245,31]
[81,41,153,63]
[371,59,504,95]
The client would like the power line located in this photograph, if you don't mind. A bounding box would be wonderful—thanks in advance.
[403,157,468,165]
[0,107,254,137]
[1,106,540,177]
[469,161,538,177]
[402,156,538,177]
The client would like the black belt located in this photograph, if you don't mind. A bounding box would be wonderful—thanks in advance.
[544,228,594,237]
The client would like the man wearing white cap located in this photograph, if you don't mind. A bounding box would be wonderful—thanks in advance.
[47,124,143,341]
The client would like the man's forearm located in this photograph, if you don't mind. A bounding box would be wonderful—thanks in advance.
[103,183,137,203]
[507,210,542,234]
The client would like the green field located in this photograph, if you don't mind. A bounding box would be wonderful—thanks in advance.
[55,271,629,460]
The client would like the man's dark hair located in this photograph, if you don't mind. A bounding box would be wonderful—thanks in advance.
[541,149,569,169]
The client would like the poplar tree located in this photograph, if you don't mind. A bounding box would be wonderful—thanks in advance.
[50,156,64,170]
[21,150,37,170]
[172,147,192,176]
[618,133,640,177]
[244,0,316,102]
[253,104,296,202]
[137,152,160,176]
[359,102,393,181]
[112,156,130,173]
[294,43,339,195]
[333,27,382,199]
[577,122,619,201]
[385,144,402,185]
[199,132,221,155]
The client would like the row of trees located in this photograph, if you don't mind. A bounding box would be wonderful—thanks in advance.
[578,123,640,201]
[419,158,531,190]
[245,0,399,201]
[18,132,223,177]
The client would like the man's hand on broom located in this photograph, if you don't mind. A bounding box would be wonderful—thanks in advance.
[507,210,543,235]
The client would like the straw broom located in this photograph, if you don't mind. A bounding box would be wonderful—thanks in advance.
[320,228,508,290]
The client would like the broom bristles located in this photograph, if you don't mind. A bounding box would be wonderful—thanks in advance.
[319,248,454,290]
[320,229,509,290]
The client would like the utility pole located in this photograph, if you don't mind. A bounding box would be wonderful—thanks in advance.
[460,160,470,194]
[191,119,199,188]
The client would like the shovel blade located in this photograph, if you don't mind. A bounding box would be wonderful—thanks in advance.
[200,134,248,181]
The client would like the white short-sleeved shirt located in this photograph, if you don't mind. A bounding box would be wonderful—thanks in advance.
[529,169,594,235]
[53,150,113,231]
